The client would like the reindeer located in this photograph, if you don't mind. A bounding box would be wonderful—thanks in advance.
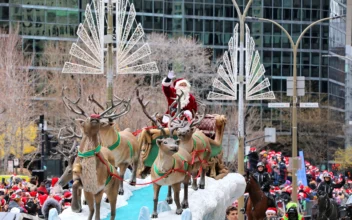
[88,95,140,195]
[137,90,192,218]
[61,88,119,220]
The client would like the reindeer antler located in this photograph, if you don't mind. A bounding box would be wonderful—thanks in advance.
[58,126,82,140]
[103,96,131,120]
[136,89,166,136]
[88,94,105,111]
[62,87,88,117]
[190,106,206,128]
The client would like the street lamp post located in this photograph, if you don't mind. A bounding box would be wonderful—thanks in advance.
[247,15,344,203]
[232,1,253,219]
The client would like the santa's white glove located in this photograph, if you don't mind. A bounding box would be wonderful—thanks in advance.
[184,110,193,119]
[162,115,169,124]
[167,70,175,79]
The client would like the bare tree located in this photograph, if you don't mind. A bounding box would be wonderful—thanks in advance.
[0,28,38,173]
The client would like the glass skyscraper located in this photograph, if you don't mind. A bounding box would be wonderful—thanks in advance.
[0,0,348,152]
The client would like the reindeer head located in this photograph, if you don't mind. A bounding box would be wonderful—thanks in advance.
[62,87,126,137]
[156,138,180,156]
[177,114,204,141]
[87,94,131,131]
[136,90,183,155]
[57,143,78,187]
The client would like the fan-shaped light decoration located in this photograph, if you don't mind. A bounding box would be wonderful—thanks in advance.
[207,24,275,101]
[62,0,159,75]
[245,25,275,100]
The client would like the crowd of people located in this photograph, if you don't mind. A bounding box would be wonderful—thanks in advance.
[225,149,352,220]
[0,175,71,219]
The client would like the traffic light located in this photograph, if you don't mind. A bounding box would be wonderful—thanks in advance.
[46,134,58,155]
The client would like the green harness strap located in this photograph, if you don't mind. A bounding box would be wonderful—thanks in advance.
[108,132,134,159]
[154,158,176,177]
[78,145,102,158]
[108,132,121,151]
[127,141,134,158]
[176,154,189,171]
[193,134,209,157]
[105,163,114,186]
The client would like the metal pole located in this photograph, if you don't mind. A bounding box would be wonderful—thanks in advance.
[41,120,45,170]
[107,0,114,105]
[232,1,253,219]
[249,15,344,204]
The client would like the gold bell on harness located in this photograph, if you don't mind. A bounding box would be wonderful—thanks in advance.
[73,163,82,174]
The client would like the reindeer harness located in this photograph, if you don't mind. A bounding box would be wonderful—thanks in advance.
[77,145,114,186]
[107,132,134,159]
[154,153,190,178]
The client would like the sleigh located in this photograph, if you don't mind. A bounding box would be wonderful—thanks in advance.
[137,114,229,179]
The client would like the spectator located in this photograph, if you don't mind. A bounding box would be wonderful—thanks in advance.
[225,205,238,220]
[8,196,26,213]
[265,207,278,219]
[282,202,304,220]
[42,198,61,220]
[38,182,48,195]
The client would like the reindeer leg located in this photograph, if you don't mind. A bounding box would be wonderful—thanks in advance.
[172,183,183,215]
[71,180,82,213]
[166,186,173,204]
[84,191,95,220]
[129,156,139,186]
[152,183,161,218]
[94,190,104,220]
[191,171,198,191]
[107,181,118,220]
[181,175,190,209]
[199,165,206,189]
[118,164,128,195]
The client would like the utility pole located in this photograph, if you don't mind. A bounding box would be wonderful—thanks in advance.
[40,115,45,170]
[247,14,345,203]
[232,1,253,219]
[106,0,114,105]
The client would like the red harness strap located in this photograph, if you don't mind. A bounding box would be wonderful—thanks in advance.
[95,152,190,186]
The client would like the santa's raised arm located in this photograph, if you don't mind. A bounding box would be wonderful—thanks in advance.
[162,70,198,123]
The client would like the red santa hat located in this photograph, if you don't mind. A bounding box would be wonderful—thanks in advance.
[174,78,191,90]
[12,185,19,191]
[51,177,59,187]
[266,207,277,215]
[38,194,48,206]
[29,191,37,198]
[249,147,256,152]
[64,191,72,199]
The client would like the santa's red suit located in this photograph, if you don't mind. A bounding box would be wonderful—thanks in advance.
[162,77,197,123]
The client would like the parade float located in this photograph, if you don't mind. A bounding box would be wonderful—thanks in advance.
[55,0,245,219]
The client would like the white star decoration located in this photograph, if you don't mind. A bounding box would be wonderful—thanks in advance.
[62,0,159,75]
[207,24,275,101]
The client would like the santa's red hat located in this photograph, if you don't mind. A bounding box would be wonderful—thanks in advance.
[29,191,37,198]
[64,191,72,199]
[266,207,277,215]
[12,185,19,191]
[173,78,191,90]
[249,147,256,152]
[51,177,59,187]
[38,194,48,206]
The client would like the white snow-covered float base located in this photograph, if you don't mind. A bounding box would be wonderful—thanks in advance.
[59,173,245,220]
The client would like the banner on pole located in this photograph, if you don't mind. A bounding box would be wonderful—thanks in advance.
[297,151,308,186]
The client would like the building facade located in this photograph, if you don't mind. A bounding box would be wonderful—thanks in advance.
[0,0,348,154]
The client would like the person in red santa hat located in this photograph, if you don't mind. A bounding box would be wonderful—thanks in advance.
[161,69,197,124]
[63,191,72,209]
[264,207,278,219]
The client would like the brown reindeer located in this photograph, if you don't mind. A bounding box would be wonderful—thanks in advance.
[62,88,119,220]
[88,95,140,195]
[137,90,191,218]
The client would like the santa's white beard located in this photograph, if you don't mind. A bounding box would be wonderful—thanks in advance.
[176,86,191,109]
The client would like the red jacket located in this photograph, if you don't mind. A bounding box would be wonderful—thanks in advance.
[162,78,197,117]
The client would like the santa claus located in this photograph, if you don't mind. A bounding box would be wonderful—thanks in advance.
[161,70,197,123]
